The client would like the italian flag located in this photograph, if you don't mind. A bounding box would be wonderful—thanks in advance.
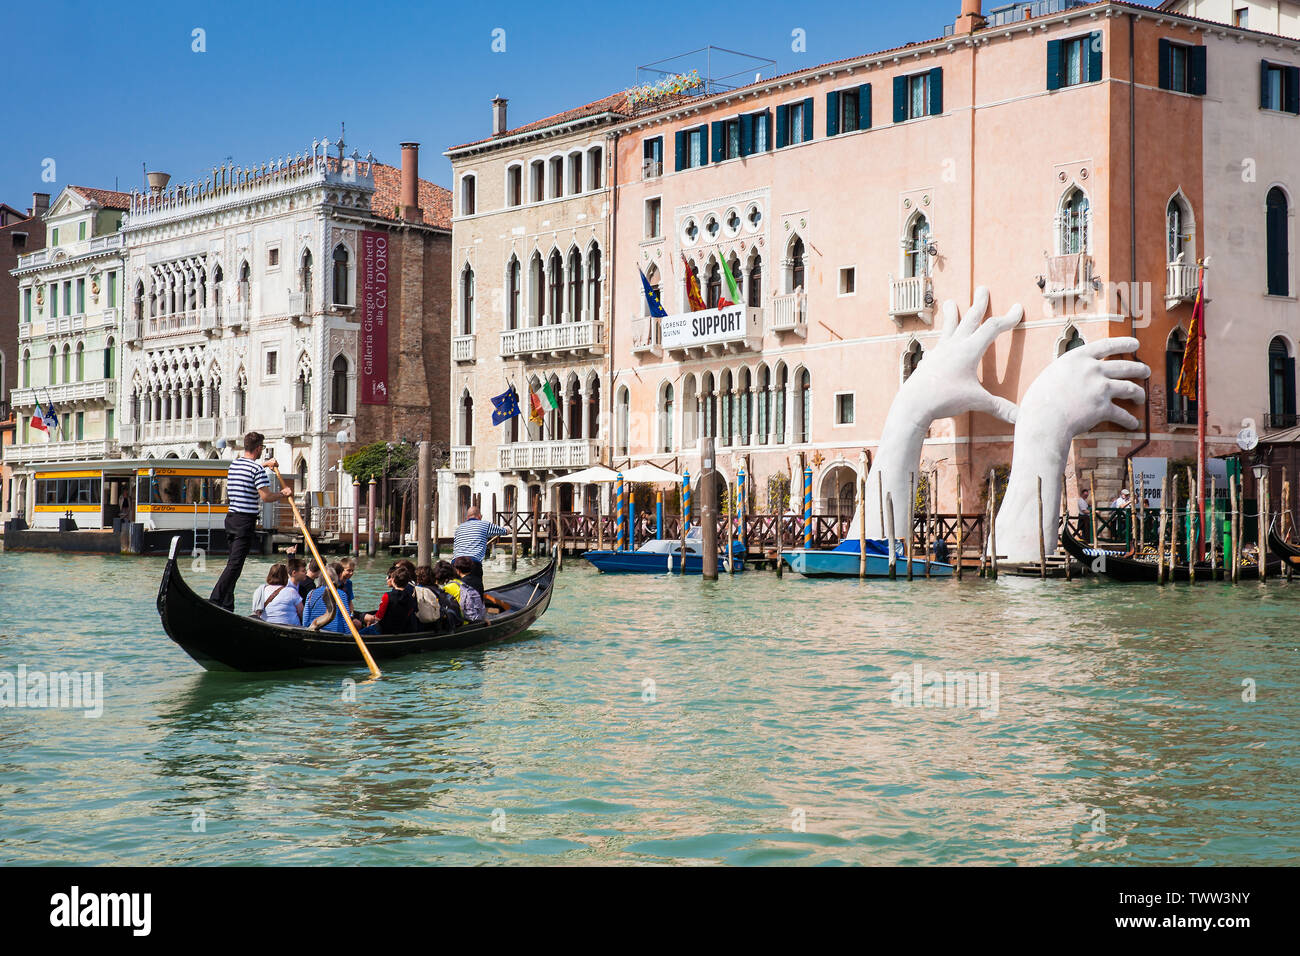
[531,381,559,421]
[719,256,742,309]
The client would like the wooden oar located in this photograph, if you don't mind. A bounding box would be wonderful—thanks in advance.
[272,466,381,680]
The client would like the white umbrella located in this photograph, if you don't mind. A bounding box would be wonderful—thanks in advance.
[546,465,620,484]
[620,463,682,484]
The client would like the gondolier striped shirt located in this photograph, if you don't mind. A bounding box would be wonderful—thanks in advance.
[226,456,271,514]
[452,518,512,561]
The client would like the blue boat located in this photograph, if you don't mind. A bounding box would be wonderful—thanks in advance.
[782,537,954,578]
[583,535,747,574]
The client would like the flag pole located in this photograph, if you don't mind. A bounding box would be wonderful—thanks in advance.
[1196,259,1207,560]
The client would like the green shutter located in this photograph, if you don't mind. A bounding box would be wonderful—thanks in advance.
[893,75,907,122]
[802,97,814,141]
[1289,65,1300,114]
[711,121,724,162]
[775,104,789,148]
[928,67,943,115]
[674,130,685,170]
[698,124,709,165]
[859,83,872,129]
[1088,32,1103,84]
[826,90,840,136]
[1262,60,1272,109]
[739,113,753,155]
[1047,39,1063,91]
[1157,39,1172,91]
[1189,46,1207,96]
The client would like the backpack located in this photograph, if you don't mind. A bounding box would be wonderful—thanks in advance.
[434,586,464,628]
[413,585,442,624]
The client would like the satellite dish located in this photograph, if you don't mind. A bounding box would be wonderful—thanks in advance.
[214,438,227,451]
[1238,418,1259,452]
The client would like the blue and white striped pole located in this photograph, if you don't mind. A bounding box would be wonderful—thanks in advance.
[615,474,626,552]
[803,467,813,549]
[656,490,664,540]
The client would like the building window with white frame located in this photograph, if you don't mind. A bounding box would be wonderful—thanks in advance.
[835,392,854,425]
[1058,188,1090,255]
[587,146,603,189]
[507,165,522,207]
[645,197,662,239]
[461,174,476,216]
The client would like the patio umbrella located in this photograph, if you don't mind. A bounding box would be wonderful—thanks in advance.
[620,463,681,484]
[545,465,620,484]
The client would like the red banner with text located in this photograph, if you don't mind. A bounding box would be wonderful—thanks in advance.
[359,230,389,405]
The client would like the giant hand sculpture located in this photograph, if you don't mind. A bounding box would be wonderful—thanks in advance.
[993,337,1150,562]
[850,287,1023,540]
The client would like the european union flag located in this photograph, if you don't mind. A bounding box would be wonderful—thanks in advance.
[639,267,668,319]
[491,384,521,426]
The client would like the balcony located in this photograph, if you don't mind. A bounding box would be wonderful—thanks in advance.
[119,422,138,445]
[49,314,88,335]
[18,322,33,340]
[284,410,309,437]
[146,311,201,337]
[631,316,663,358]
[199,306,222,336]
[196,416,218,442]
[888,275,934,324]
[661,305,763,358]
[1166,262,1200,307]
[3,439,120,464]
[123,317,143,345]
[1040,254,1095,302]
[450,446,474,473]
[11,380,113,408]
[288,292,307,324]
[500,320,604,359]
[139,419,218,444]
[223,415,246,439]
[498,439,600,472]
[453,334,477,363]
[228,301,249,331]
[1264,412,1298,430]
[770,291,808,337]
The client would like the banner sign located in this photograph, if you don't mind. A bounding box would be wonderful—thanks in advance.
[359,230,389,405]
[1132,457,1229,507]
[661,305,761,350]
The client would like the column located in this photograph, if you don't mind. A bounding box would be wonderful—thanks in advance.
[782,386,793,444]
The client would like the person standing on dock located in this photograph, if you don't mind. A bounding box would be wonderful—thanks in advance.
[209,432,293,612]
[452,506,511,563]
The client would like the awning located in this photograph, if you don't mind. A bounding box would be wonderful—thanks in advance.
[619,463,682,484]
[545,465,620,484]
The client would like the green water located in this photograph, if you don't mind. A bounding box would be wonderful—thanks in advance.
[1,548,1297,866]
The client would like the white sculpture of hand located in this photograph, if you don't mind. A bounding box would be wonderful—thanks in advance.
[855,287,1023,539]
[994,337,1150,562]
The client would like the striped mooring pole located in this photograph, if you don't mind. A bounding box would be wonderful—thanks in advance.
[656,490,664,539]
[682,470,692,525]
[802,467,813,549]
[737,466,747,549]
[627,485,635,551]
[615,474,626,552]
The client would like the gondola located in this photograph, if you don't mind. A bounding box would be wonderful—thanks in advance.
[156,536,557,673]
[1059,526,1278,582]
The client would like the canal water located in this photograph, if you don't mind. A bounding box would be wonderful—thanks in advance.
[1,548,1297,866]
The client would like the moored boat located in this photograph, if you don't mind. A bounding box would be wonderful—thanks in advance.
[1059,527,1278,581]
[582,536,746,574]
[156,536,556,672]
[782,538,954,578]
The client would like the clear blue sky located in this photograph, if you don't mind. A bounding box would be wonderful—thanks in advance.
[1,0,959,205]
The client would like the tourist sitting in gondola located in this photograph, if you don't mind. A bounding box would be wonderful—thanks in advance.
[301,566,355,634]
[435,559,485,623]
[451,555,510,615]
[254,563,304,625]
[360,564,419,635]
[251,563,288,619]
[414,564,461,627]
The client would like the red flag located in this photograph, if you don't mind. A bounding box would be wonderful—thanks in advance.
[683,255,707,312]
[1175,265,1205,401]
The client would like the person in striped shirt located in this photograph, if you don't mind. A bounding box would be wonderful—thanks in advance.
[451,506,511,563]
[209,431,293,611]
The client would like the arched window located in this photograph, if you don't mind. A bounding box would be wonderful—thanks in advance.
[790,236,806,291]
[701,371,717,439]
[659,383,674,453]
[1165,329,1195,425]
[587,246,602,322]
[134,281,145,321]
[796,369,811,443]
[212,266,223,312]
[568,152,583,194]
[238,261,251,304]
[737,366,751,445]
[460,174,476,216]
[719,368,733,445]
[706,258,722,308]
[587,376,601,439]
[529,252,544,325]
[296,363,311,413]
[902,340,924,382]
[22,349,30,387]
[1267,187,1290,296]
[459,390,474,445]
[530,160,545,202]
[1059,187,1090,255]
[1058,327,1085,356]
[300,250,313,301]
[332,245,350,305]
[1166,194,1194,264]
[748,253,763,307]
[549,156,564,199]
[460,265,475,334]
[567,248,583,322]
[61,344,70,383]
[547,250,563,323]
[774,364,788,443]
[1269,336,1296,426]
[75,342,84,382]
[616,386,630,456]
[330,355,349,414]
[235,370,247,417]
[297,457,308,490]
[905,215,931,278]
[681,375,699,446]
[506,257,521,330]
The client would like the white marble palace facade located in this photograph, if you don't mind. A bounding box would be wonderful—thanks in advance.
[118,144,378,491]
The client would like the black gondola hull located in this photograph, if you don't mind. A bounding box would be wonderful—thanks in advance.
[1060,528,1276,582]
[155,539,557,673]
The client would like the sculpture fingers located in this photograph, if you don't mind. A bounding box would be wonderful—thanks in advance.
[956,286,991,336]
[969,388,1019,424]
[1105,378,1147,405]
[1098,359,1151,381]
[969,302,1025,353]
[1104,402,1142,431]
[940,299,961,339]
[1082,336,1140,360]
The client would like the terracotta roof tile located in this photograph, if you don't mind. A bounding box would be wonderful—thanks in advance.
[368,162,452,230]
[67,185,132,210]
[449,90,633,151]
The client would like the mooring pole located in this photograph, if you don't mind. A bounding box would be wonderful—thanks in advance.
[906,472,915,581]
[701,438,718,582]
[1157,475,1168,585]
[366,477,377,557]
[1037,475,1047,579]
[858,476,867,580]
[885,491,897,580]
[956,474,965,581]
[417,441,431,567]
[511,491,519,571]
[1260,470,1269,582]
[1062,474,1072,581]
[352,478,361,557]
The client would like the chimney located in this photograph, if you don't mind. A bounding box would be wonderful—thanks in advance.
[954,0,985,33]
[146,171,171,195]
[31,192,50,218]
[492,96,508,136]
[399,142,422,222]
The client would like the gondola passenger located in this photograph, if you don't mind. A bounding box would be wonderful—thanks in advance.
[261,569,304,626]
[302,567,354,633]
[360,566,418,635]
[251,564,289,619]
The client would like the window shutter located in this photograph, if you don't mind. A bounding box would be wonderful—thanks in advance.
[1261,60,1271,110]
[1047,39,1063,91]
[859,83,872,129]
[893,75,907,123]
[1289,66,1300,114]
[775,104,789,148]
[1157,39,1171,91]
[739,113,753,156]
[1189,46,1207,96]
[802,97,814,141]
[928,67,943,115]
[1088,33,1102,84]
[826,90,839,136]
[675,130,685,171]
[698,124,709,165]
[711,121,725,162]
[1287,357,1298,415]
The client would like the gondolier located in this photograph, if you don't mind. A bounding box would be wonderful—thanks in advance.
[452,506,511,562]
[209,432,292,611]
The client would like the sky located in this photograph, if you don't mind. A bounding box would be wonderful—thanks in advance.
[0,0,959,206]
